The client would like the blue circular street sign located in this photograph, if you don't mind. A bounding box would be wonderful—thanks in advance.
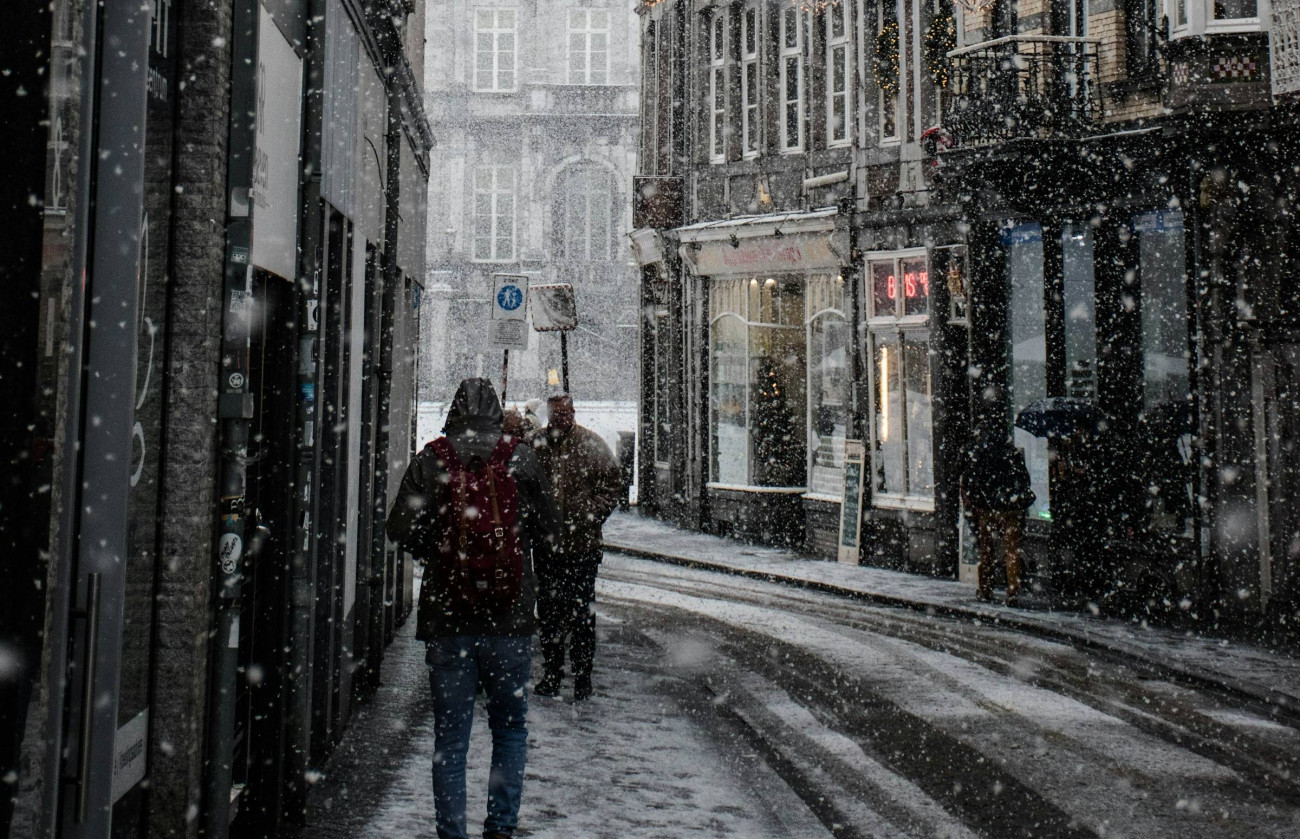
[497,285,524,311]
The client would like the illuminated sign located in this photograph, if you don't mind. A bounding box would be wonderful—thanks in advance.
[871,257,930,318]
[881,268,930,300]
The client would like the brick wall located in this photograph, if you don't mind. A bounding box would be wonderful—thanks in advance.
[1091,10,1166,123]
[148,0,233,835]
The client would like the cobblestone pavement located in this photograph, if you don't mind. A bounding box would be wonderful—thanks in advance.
[298,600,829,838]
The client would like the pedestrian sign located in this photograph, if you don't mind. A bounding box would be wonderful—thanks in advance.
[489,274,529,349]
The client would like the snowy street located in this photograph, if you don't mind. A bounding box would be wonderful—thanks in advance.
[300,552,1300,839]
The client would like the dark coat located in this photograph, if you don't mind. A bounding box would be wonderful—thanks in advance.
[961,438,1036,512]
[387,379,559,640]
[533,423,623,557]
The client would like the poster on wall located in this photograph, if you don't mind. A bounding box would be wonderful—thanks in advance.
[251,6,303,281]
[837,440,866,564]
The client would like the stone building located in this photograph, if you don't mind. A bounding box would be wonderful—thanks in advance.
[632,0,1299,628]
[420,0,641,405]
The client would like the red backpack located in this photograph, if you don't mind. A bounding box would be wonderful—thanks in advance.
[429,435,525,618]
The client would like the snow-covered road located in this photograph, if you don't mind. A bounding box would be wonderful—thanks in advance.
[300,553,1300,838]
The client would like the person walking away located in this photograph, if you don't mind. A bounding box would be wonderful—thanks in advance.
[387,378,558,839]
[960,434,1036,606]
[532,394,624,700]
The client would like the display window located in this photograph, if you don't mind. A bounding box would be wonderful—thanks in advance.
[865,251,933,508]
[708,276,813,489]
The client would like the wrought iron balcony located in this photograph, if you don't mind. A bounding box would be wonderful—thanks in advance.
[944,36,1102,148]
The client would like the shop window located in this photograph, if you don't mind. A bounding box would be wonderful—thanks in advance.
[742,4,760,158]
[1134,210,1194,534]
[568,9,610,85]
[1062,224,1097,398]
[807,276,850,496]
[709,277,808,488]
[1004,224,1051,522]
[826,3,851,147]
[474,8,517,92]
[709,11,727,163]
[780,6,804,152]
[866,253,933,507]
[472,164,515,262]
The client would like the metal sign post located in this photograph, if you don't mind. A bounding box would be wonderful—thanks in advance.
[528,283,578,395]
[489,274,530,402]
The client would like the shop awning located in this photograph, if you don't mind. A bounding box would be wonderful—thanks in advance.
[675,208,845,277]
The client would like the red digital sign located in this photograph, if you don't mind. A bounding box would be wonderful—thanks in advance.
[883,269,929,300]
[871,259,930,318]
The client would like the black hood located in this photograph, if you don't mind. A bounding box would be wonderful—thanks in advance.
[443,378,503,436]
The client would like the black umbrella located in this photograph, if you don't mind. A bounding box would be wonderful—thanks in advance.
[1014,397,1106,439]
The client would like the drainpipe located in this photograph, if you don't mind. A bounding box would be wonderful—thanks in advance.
[203,0,259,834]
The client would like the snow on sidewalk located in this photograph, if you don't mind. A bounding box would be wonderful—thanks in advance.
[603,510,1300,712]
[301,603,829,839]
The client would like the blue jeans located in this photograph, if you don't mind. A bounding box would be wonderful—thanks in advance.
[426,636,531,839]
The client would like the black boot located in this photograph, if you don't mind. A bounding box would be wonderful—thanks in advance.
[573,674,593,701]
[534,670,563,698]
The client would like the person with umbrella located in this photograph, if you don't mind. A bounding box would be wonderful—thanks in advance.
[961,431,1036,606]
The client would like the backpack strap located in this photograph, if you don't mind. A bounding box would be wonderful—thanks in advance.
[484,436,516,548]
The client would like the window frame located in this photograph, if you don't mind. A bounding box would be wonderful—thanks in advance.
[472,164,517,263]
[779,5,805,154]
[742,3,761,159]
[567,8,611,86]
[825,2,852,148]
[709,10,728,163]
[1166,0,1266,38]
[862,248,934,510]
[473,7,519,93]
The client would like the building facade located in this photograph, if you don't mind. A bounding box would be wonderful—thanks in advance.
[420,0,641,406]
[1,1,431,837]
[634,0,1299,628]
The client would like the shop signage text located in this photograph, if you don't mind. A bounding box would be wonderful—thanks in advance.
[693,232,840,277]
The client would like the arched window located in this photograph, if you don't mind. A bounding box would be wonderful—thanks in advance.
[555,164,617,261]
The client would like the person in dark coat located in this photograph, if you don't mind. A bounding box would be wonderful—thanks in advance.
[960,433,1036,606]
[531,394,624,701]
[388,378,558,839]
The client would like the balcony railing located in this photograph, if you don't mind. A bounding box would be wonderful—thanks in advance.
[944,36,1102,148]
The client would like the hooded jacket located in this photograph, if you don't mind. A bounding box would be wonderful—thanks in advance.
[387,379,559,639]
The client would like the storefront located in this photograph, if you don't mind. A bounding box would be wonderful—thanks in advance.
[678,209,853,551]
